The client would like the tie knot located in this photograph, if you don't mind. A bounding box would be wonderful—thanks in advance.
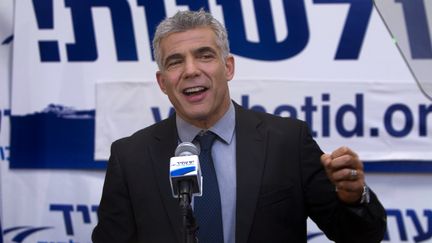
[197,131,217,152]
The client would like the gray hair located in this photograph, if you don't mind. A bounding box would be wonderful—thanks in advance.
[152,9,230,69]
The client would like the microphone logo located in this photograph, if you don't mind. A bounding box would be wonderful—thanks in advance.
[169,142,202,198]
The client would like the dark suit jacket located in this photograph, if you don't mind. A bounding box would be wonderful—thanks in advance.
[92,103,386,243]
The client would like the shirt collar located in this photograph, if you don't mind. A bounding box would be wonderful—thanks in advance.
[176,101,235,144]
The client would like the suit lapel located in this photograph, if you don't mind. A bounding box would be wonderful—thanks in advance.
[148,115,183,242]
[234,104,267,243]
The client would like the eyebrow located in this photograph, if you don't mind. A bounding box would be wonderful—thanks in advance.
[194,46,217,55]
[162,46,219,67]
[163,53,183,67]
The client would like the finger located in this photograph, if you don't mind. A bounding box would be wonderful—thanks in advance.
[320,153,332,168]
[330,154,363,171]
[334,180,364,193]
[331,146,358,160]
[331,168,364,182]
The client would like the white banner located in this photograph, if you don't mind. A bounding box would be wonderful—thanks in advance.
[11,0,432,171]
[95,80,432,162]
[3,0,432,242]
[12,0,414,114]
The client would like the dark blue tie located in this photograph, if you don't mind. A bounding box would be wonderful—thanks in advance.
[194,131,224,243]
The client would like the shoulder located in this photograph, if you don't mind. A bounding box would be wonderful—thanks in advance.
[235,102,307,132]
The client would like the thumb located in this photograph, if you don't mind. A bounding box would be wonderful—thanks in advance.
[320,153,332,168]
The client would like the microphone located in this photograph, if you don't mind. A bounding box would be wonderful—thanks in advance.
[169,142,202,198]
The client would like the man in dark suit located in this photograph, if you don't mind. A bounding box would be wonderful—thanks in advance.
[92,9,386,243]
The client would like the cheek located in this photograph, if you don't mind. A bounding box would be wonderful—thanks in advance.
[161,75,177,91]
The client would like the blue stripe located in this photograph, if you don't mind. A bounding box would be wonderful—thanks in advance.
[9,108,106,169]
[171,166,196,176]
[364,161,432,173]
[11,227,52,242]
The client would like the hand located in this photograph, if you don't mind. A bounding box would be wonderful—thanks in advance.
[320,146,365,204]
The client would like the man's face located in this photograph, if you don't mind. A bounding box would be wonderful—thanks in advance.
[156,27,235,128]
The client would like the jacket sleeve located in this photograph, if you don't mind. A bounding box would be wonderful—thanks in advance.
[92,141,138,243]
[299,121,387,243]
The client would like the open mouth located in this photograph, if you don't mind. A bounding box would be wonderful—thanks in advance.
[183,86,208,96]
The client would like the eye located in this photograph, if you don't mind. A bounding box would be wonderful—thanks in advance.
[199,52,215,61]
[166,59,182,69]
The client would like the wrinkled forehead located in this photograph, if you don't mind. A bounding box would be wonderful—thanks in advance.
[159,27,219,59]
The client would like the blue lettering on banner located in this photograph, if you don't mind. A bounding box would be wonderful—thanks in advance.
[32,0,138,62]
[239,93,431,138]
[218,0,309,60]
[419,104,432,136]
[335,94,364,137]
[385,209,432,242]
[313,0,373,59]
[136,0,167,60]
[384,104,414,137]
[2,205,432,241]
[29,0,380,62]
[65,0,138,62]
[395,0,432,59]
[151,106,175,123]
[301,97,318,137]
[2,203,99,242]
[32,0,60,61]
[0,109,11,162]
[50,204,98,236]
[8,95,432,170]
[0,146,10,162]
[0,109,11,136]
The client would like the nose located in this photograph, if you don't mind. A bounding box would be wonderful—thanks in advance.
[183,57,200,79]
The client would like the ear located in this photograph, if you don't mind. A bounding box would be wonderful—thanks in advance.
[156,71,167,94]
[225,55,235,81]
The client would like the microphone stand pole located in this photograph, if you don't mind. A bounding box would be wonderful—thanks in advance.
[178,180,198,243]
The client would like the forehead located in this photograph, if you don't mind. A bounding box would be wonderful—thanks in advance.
[159,27,219,58]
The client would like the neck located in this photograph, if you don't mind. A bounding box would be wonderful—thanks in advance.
[186,99,231,129]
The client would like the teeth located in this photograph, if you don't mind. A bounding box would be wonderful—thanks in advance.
[184,86,205,95]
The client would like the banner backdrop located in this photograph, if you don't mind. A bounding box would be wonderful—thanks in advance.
[95,80,432,163]
[2,0,432,242]
[0,0,14,241]
[10,0,432,172]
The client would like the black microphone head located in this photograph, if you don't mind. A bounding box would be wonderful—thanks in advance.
[175,142,200,156]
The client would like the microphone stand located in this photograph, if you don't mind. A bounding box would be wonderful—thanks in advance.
[178,180,198,243]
